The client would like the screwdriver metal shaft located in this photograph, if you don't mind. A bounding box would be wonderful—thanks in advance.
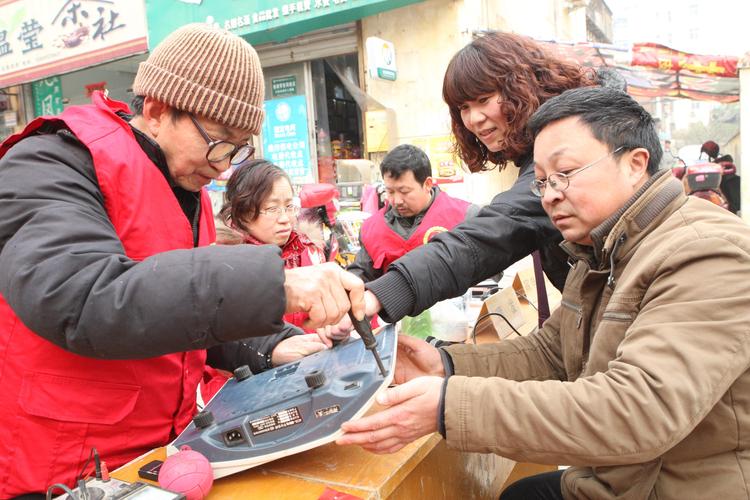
[347,311,387,377]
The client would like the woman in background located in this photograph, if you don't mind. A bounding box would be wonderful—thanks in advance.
[201,159,328,401]
[220,158,326,328]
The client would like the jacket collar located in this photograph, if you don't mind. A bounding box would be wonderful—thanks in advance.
[127,118,171,185]
[590,169,672,253]
[243,229,313,268]
[561,169,685,282]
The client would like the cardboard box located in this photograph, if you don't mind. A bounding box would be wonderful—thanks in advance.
[512,266,562,310]
[470,286,526,343]
[469,267,561,344]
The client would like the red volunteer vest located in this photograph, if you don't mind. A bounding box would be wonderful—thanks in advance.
[0,92,215,496]
[361,191,470,271]
[284,242,325,329]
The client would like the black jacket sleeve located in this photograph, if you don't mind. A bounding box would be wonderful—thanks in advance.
[205,322,304,373]
[367,160,568,323]
[0,132,289,359]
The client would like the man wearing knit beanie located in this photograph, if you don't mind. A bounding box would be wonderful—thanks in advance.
[134,23,265,134]
[129,23,265,192]
[0,23,365,496]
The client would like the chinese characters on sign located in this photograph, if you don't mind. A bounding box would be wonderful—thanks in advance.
[0,0,147,88]
[632,43,738,77]
[17,20,44,54]
[262,95,313,184]
[32,77,64,116]
[0,29,12,57]
[272,76,297,97]
[207,0,351,34]
[92,6,126,40]
[53,1,126,41]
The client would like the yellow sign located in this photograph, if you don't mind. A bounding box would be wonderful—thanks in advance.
[410,135,463,182]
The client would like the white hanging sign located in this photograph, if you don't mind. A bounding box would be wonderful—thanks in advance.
[366,36,396,81]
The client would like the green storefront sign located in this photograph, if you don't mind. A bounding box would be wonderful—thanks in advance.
[32,77,64,117]
[272,76,297,96]
[145,0,423,48]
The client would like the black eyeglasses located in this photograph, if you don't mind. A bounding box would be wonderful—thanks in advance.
[189,114,255,165]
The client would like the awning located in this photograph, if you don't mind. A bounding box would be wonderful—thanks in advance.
[146,0,424,49]
[536,39,740,103]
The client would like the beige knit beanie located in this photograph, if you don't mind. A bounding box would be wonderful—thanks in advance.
[133,23,265,134]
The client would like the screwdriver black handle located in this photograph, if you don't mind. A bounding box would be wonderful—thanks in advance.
[347,311,386,377]
[348,311,376,350]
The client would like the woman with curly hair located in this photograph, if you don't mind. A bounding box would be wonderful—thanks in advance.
[443,32,598,173]
[335,31,610,336]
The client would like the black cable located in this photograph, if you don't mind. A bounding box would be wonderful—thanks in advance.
[76,448,95,482]
[93,449,102,480]
[515,292,539,311]
[472,311,523,344]
[46,483,77,500]
[76,479,90,500]
[425,335,463,348]
[72,446,101,495]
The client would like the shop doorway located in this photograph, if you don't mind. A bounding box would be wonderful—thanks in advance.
[311,54,363,184]
[260,53,366,188]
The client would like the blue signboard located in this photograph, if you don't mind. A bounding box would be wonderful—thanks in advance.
[262,95,313,183]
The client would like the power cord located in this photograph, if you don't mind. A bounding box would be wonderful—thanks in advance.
[424,335,463,348]
[471,311,522,344]
[515,292,538,311]
[47,478,102,500]
[46,483,77,500]
[76,447,102,483]
[46,447,108,499]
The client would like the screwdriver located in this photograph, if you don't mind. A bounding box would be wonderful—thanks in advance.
[347,311,387,377]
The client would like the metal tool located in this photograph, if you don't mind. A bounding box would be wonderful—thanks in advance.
[347,311,387,377]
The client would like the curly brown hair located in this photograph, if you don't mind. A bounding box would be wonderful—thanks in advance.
[219,158,292,234]
[443,31,597,172]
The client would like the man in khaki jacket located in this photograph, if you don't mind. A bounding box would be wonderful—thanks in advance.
[337,87,750,499]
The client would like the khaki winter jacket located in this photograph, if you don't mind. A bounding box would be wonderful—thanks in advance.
[444,170,750,499]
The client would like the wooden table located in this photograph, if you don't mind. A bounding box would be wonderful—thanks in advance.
[113,429,515,499]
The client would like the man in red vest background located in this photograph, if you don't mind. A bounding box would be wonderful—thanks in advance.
[348,144,476,283]
[0,24,363,498]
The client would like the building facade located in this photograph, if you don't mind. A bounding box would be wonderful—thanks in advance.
[0,0,612,205]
